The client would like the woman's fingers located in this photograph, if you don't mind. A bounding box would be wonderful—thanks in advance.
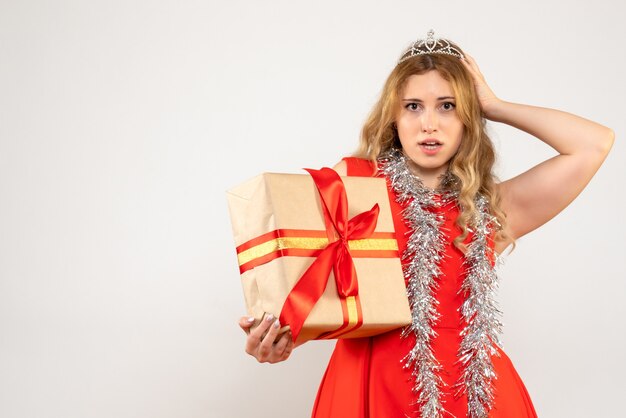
[238,316,255,333]
[274,331,290,355]
[275,332,294,361]
[249,313,274,339]
[245,314,271,355]
[282,341,294,361]
[463,53,478,67]
[460,53,500,118]
[240,313,294,364]
[258,318,281,361]
[461,54,483,79]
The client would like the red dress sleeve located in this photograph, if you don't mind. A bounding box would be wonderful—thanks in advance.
[341,157,377,177]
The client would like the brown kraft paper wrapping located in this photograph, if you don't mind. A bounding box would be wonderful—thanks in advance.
[226,172,411,344]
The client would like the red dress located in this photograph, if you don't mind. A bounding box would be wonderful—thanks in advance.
[311,158,537,418]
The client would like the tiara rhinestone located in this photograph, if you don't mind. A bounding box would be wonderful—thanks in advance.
[398,29,464,64]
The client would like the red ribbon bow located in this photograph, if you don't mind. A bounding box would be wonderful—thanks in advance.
[279,167,380,342]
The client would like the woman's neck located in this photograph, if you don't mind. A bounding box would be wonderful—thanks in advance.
[405,161,450,190]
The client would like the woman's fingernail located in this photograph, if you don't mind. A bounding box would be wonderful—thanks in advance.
[247,316,255,323]
[273,319,280,328]
[266,314,275,322]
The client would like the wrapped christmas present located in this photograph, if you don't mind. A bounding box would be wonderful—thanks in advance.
[226,167,411,344]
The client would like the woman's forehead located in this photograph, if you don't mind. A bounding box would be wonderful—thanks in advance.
[401,72,454,98]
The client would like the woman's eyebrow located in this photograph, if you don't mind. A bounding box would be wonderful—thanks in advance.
[402,96,456,101]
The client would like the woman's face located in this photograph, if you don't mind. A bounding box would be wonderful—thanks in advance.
[395,70,464,181]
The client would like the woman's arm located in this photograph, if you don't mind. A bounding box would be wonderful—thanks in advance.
[461,55,615,252]
[488,101,613,241]
[332,160,348,175]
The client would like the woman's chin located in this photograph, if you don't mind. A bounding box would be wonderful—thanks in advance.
[405,156,450,174]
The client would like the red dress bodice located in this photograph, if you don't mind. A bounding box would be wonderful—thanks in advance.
[310,157,537,418]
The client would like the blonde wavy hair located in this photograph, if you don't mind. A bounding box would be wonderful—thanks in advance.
[355,50,510,251]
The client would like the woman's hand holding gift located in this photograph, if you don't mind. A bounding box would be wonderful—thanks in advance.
[238,314,295,364]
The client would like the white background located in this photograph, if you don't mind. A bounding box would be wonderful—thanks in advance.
[1,1,625,417]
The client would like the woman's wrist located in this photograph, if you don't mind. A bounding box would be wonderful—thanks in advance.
[481,98,508,122]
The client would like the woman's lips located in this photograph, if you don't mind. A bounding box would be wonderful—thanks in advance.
[419,141,442,155]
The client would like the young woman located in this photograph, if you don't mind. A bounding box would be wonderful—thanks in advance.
[237,31,614,417]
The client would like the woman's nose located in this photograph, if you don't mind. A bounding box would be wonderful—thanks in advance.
[421,109,438,133]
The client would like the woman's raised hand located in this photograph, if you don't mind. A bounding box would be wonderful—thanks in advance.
[460,53,502,119]
[238,314,295,364]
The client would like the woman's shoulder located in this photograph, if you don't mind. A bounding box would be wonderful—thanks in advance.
[339,156,378,177]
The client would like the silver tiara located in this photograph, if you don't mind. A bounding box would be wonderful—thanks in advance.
[398,29,464,64]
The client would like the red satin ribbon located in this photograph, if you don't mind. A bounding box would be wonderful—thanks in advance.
[279,167,379,342]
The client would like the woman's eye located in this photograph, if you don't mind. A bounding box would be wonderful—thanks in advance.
[406,103,420,111]
[441,102,456,111]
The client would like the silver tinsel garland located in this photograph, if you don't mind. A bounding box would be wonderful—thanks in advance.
[378,149,503,418]
[454,195,503,418]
